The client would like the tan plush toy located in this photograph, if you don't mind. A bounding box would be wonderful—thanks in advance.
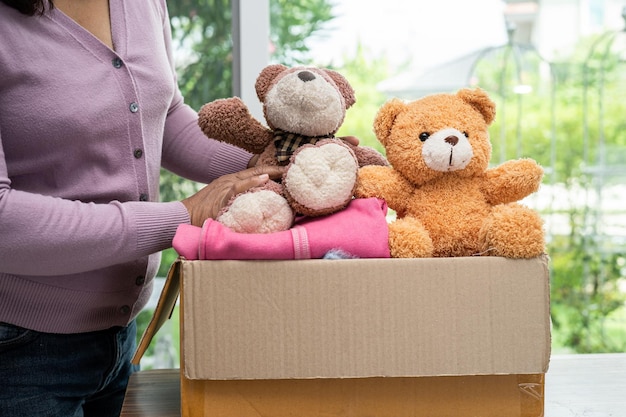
[198,64,387,234]
[355,88,545,259]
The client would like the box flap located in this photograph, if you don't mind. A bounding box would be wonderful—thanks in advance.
[131,260,182,365]
[181,256,551,380]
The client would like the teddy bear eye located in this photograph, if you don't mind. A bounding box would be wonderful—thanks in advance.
[419,132,430,142]
[463,131,469,138]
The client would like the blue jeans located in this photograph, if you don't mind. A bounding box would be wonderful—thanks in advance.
[0,320,139,417]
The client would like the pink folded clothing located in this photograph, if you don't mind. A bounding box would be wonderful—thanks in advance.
[173,198,390,260]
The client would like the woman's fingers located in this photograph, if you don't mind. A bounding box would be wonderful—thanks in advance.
[181,166,285,226]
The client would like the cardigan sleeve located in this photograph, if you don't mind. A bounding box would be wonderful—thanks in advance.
[160,99,253,183]
[0,132,192,276]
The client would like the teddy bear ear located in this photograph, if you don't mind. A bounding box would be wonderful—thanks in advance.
[373,98,407,146]
[323,69,356,109]
[255,64,288,102]
[457,88,496,125]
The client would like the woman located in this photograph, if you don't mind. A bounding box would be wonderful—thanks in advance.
[0,0,283,415]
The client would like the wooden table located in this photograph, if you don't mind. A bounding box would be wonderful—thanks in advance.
[120,369,180,417]
[120,353,626,417]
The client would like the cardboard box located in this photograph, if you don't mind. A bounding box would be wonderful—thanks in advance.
[134,255,551,417]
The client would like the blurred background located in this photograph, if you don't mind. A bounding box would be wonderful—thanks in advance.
[140,0,626,368]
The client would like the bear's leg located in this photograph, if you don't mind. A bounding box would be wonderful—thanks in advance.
[478,203,545,258]
[389,217,434,258]
[216,182,295,234]
[283,139,359,217]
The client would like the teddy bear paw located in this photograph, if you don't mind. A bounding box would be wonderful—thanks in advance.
[216,187,295,234]
[283,139,359,217]
[478,203,545,258]
[388,217,434,258]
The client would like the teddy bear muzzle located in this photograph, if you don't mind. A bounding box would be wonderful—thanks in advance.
[421,127,473,172]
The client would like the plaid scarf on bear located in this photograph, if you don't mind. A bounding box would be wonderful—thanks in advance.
[273,130,334,164]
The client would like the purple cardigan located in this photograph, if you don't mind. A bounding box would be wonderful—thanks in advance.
[0,0,251,333]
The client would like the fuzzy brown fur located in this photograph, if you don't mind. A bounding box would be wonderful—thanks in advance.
[197,64,387,233]
[355,88,545,258]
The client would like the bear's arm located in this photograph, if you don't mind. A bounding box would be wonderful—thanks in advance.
[198,97,273,154]
[346,144,389,167]
[355,165,413,213]
[481,158,544,205]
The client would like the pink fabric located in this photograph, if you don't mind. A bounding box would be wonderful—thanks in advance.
[173,198,390,260]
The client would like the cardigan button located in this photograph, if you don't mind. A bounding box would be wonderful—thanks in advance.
[129,102,139,113]
[112,57,123,69]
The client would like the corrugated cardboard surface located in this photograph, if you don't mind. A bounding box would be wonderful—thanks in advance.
[180,255,551,381]
[180,373,545,417]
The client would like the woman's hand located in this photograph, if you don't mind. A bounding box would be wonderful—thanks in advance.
[181,165,285,227]
[247,154,260,168]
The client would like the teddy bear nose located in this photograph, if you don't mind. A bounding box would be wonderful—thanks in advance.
[297,70,316,82]
[445,136,459,146]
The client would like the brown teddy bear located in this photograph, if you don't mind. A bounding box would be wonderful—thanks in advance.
[355,88,545,259]
[198,64,387,234]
